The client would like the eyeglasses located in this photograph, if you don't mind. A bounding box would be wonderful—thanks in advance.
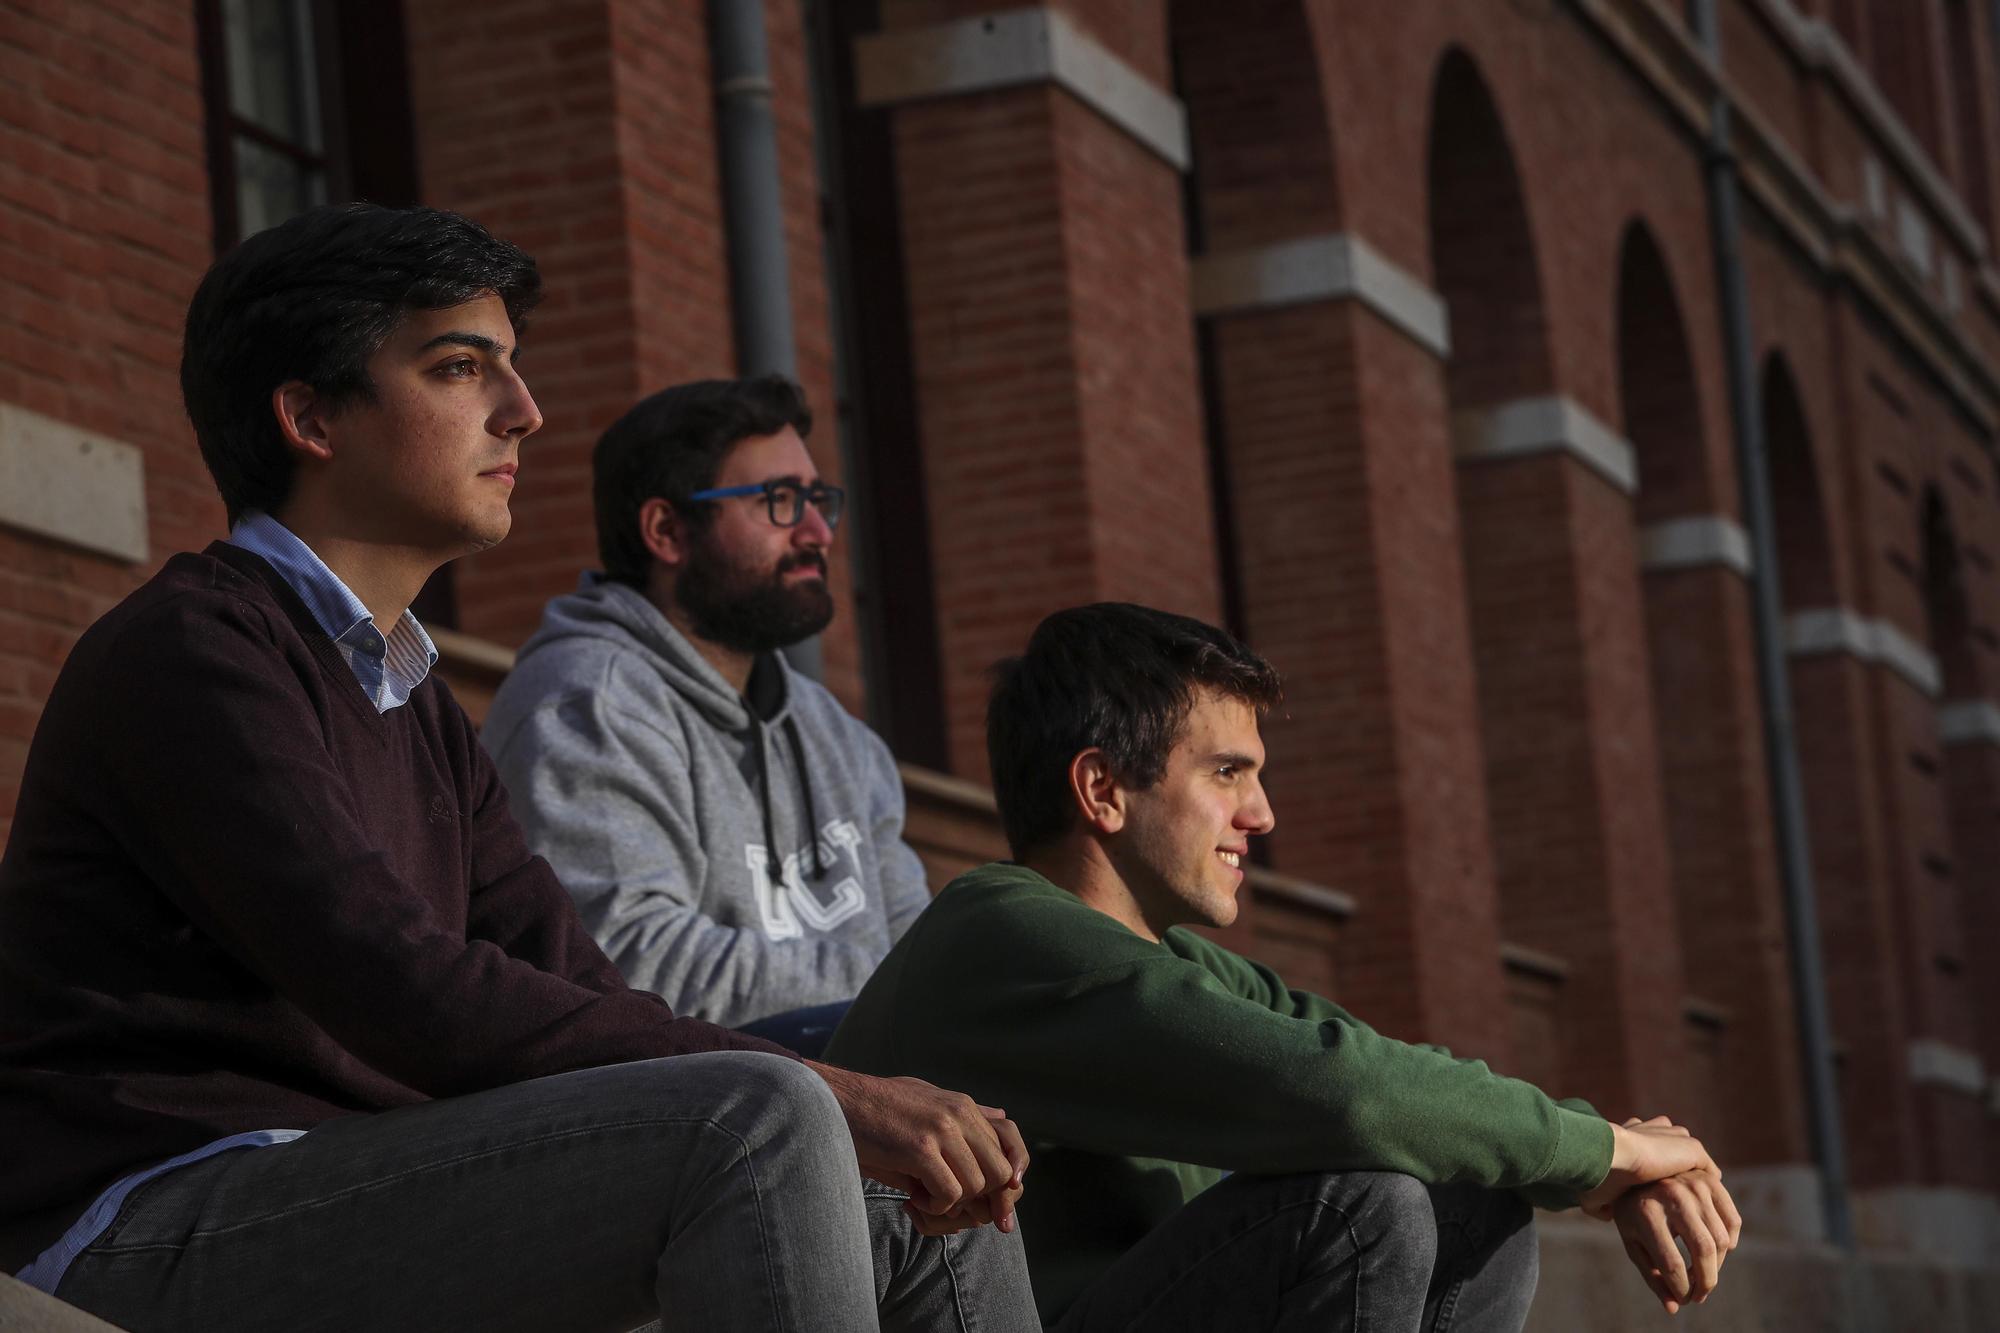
[687,479,846,531]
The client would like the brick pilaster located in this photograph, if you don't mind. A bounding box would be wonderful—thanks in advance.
[867,6,1221,779]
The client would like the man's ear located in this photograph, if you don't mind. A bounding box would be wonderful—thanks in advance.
[638,496,692,570]
[272,381,334,463]
[1067,747,1126,836]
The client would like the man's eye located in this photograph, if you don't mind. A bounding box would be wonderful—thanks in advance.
[1215,765,1238,780]
[767,482,799,502]
[436,359,479,379]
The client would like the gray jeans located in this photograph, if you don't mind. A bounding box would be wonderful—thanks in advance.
[50,1052,1038,1333]
[1051,1171,1538,1333]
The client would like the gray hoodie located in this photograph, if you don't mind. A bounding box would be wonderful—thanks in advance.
[482,575,931,1027]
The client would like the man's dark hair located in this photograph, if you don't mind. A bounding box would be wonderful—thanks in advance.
[181,202,542,525]
[592,375,813,587]
[986,603,1283,857]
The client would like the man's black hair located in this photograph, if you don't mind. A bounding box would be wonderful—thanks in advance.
[592,375,813,588]
[180,202,542,524]
[986,603,1283,857]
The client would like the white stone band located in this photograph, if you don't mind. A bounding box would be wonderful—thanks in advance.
[1785,607,1943,697]
[855,8,1189,170]
[1190,233,1451,358]
[1938,699,2000,746]
[1451,395,1638,495]
[0,401,148,564]
[1640,514,1755,576]
[1908,1039,1987,1096]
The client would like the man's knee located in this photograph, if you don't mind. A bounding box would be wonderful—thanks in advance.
[1251,1170,1438,1284]
[1338,1172,1438,1264]
[702,1051,847,1144]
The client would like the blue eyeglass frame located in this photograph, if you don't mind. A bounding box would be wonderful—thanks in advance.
[687,479,846,530]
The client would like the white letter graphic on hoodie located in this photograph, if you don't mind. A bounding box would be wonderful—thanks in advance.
[745,819,867,940]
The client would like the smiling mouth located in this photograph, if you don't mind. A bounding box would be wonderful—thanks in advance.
[1218,850,1241,869]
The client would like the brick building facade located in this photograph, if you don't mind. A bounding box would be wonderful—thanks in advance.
[3,0,1999,1325]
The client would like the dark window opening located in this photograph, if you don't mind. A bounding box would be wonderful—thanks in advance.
[804,0,946,768]
[196,0,418,252]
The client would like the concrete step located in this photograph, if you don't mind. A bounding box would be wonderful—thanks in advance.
[0,1275,123,1332]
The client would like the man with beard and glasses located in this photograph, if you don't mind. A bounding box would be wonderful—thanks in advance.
[485,375,931,1054]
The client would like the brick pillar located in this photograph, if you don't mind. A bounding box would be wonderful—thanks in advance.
[1880,670,1989,1191]
[1940,715,2000,1192]
[1640,553,1809,1167]
[1619,224,1809,1166]
[859,6,1220,779]
[1203,300,1510,1056]
[1452,430,1689,1117]
[1172,0,1508,1052]
[1786,646,1921,1188]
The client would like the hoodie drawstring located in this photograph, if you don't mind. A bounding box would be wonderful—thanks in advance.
[750,717,783,884]
[751,715,830,881]
[785,715,830,878]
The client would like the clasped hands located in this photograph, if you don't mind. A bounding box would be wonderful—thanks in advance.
[807,1062,1029,1238]
[1580,1115,1744,1314]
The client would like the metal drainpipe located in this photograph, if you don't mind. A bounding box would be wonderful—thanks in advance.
[1691,0,1853,1248]
[709,0,823,681]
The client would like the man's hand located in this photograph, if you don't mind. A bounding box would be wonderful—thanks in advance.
[1577,1115,1717,1220]
[1613,1167,1742,1314]
[807,1061,1028,1235]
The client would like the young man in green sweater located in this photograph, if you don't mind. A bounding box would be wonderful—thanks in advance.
[826,602,1741,1331]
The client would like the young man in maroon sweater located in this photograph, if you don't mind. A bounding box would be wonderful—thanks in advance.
[0,203,1035,1332]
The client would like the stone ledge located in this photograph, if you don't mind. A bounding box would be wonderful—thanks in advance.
[1451,395,1638,495]
[1640,514,1755,576]
[1785,607,1942,698]
[1530,1208,2000,1330]
[0,1274,125,1331]
[0,403,148,565]
[1190,233,1451,358]
[1938,699,2000,747]
[855,8,1188,170]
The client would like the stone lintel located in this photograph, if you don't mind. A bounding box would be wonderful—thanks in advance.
[1451,395,1638,496]
[1190,233,1450,358]
[0,402,148,564]
[855,8,1189,170]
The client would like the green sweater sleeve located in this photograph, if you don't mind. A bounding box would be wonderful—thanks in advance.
[832,870,1612,1203]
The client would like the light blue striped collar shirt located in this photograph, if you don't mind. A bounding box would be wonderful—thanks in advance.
[227,512,440,712]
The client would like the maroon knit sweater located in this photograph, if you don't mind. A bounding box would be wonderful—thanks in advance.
[0,544,789,1269]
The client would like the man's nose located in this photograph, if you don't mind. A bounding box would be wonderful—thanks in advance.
[1242,781,1276,836]
[498,370,543,440]
[794,500,833,546]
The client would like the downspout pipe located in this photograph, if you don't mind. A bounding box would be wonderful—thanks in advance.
[709,0,823,680]
[1691,0,1853,1249]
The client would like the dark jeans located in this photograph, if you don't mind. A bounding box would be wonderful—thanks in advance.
[738,998,854,1058]
[51,1052,1037,1333]
[1051,1171,1538,1333]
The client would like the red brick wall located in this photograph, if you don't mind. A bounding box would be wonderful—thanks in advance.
[0,0,217,848]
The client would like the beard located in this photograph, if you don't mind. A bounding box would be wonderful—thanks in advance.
[673,532,835,654]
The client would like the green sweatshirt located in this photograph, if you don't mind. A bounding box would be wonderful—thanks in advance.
[824,862,1614,1321]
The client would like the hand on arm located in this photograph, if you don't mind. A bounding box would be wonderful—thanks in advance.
[806,1061,1028,1237]
[1576,1115,1718,1219]
[1612,1164,1742,1313]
